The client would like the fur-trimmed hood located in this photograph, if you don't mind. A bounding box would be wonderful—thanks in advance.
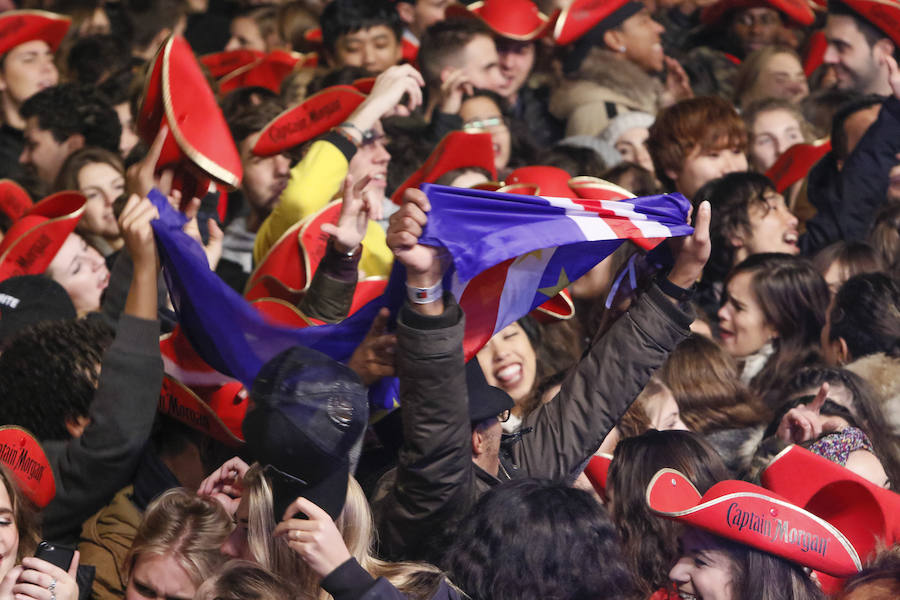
[846,353,900,436]
[549,47,662,121]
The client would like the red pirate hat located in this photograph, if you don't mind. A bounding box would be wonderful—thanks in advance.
[837,0,900,47]
[700,0,815,27]
[569,176,635,200]
[245,201,389,313]
[803,29,828,76]
[505,165,574,196]
[0,192,85,282]
[200,48,264,79]
[137,35,242,192]
[765,138,830,193]
[0,10,71,56]
[391,131,497,204]
[446,0,556,40]
[252,85,367,157]
[584,452,613,502]
[159,375,247,446]
[218,50,306,95]
[0,426,55,508]
[647,468,863,577]
[553,0,640,46]
[0,180,32,225]
[761,445,900,564]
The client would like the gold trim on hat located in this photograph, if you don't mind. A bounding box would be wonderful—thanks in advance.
[0,194,86,269]
[646,468,863,572]
[160,36,242,188]
[161,375,245,446]
[467,1,553,41]
[569,176,636,199]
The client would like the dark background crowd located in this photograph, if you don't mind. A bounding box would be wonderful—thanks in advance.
[0,0,897,599]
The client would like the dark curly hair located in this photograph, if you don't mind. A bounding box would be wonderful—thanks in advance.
[0,317,115,441]
[443,478,637,600]
[20,84,121,154]
[607,430,730,597]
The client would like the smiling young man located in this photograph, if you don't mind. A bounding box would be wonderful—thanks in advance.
[824,0,900,96]
[0,10,70,183]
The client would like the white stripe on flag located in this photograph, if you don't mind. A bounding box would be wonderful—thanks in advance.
[544,195,675,239]
[494,247,557,333]
[601,200,674,238]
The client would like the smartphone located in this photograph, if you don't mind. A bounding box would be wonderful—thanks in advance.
[34,541,75,571]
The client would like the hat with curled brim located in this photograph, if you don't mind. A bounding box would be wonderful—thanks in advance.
[0,10,70,57]
[137,35,243,199]
[159,375,248,447]
[647,468,863,578]
[251,85,368,157]
[0,426,55,508]
[829,0,900,47]
[553,0,644,46]
[243,345,369,521]
[701,0,815,27]
[446,0,557,41]
[764,138,831,194]
[0,179,33,225]
[390,131,497,205]
[0,191,85,282]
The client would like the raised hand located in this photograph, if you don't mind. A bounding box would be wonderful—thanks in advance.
[344,65,425,135]
[274,496,352,579]
[181,196,224,270]
[776,383,848,444]
[667,200,711,290]
[322,175,383,254]
[118,194,160,273]
[126,125,174,199]
[347,308,396,385]
[198,456,250,515]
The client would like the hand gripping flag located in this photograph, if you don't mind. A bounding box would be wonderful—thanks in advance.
[149,184,692,408]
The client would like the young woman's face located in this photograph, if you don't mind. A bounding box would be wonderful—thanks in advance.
[732,190,799,259]
[669,529,736,600]
[749,109,806,172]
[476,321,537,407]
[225,17,266,52]
[0,483,20,582]
[77,162,125,240]
[46,234,110,315]
[126,554,197,600]
[750,52,809,106]
[614,126,654,173]
[643,388,689,431]
[220,495,250,561]
[717,270,777,358]
[460,96,511,172]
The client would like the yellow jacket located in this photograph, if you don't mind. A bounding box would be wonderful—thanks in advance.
[253,138,393,278]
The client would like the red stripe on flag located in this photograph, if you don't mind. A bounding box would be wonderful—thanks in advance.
[569,198,664,250]
[460,258,514,361]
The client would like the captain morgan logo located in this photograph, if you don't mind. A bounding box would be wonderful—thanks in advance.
[0,441,46,483]
[726,501,830,557]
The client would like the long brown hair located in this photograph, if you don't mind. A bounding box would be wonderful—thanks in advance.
[0,464,40,561]
[659,335,770,432]
[727,253,828,403]
[607,430,730,598]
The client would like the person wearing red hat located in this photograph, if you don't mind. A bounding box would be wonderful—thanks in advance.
[824,0,898,96]
[550,0,691,138]
[448,0,566,147]
[253,64,424,278]
[0,10,69,184]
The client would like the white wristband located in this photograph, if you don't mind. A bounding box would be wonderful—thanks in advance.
[406,281,443,304]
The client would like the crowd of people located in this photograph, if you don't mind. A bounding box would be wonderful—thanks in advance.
[0,0,898,598]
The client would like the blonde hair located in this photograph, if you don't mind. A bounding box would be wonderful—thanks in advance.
[125,488,231,586]
[194,560,298,600]
[243,465,448,600]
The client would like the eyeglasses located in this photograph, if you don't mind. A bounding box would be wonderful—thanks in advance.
[462,117,505,132]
